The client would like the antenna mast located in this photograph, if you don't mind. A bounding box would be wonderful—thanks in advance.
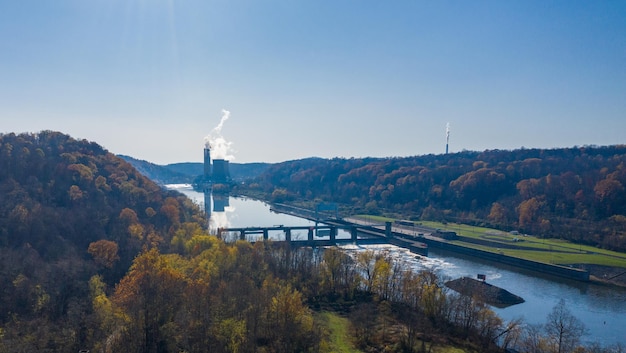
[445,123,450,154]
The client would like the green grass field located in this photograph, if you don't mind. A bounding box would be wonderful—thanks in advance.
[354,215,626,269]
[317,312,362,353]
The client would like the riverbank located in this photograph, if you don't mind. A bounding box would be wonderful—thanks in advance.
[351,215,626,286]
[586,265,626,287]
[418,234,590,282]
[232,193,626,286]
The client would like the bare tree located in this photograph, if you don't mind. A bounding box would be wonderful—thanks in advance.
[545,299,587,353]
[494,317,524,351]
[520,323,549,353]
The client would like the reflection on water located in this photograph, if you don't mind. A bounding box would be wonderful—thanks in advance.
[167,184,626,347]
[167,184,319,233]
[168,184,236,233]
[206,190,232,232]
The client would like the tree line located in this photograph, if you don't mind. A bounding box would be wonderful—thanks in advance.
[8,234,611,352]
[6,227,606,352]
[243,146,626,251]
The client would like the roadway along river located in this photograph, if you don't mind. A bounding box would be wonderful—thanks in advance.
[169,184,626,347]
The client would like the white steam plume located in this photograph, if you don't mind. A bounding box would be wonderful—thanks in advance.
[204,109,235,160]
[446,122,450,142]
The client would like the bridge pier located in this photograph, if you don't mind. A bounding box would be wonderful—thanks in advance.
[285,228,291,242]
[219,223,404,249]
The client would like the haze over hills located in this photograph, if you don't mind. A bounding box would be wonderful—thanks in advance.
[118,155,270,185]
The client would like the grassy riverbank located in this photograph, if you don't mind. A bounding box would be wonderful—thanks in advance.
[354,215,626,285]
[424,221,626,267]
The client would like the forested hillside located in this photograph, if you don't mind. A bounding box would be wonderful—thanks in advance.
[246,146,626,251]
[0,131,206,350]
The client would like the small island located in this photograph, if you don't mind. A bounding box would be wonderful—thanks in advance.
[445,277,525,308]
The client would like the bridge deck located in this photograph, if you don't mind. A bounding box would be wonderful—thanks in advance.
[217,221,428,255]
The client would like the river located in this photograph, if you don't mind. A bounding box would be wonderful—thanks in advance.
[168,184,626,346]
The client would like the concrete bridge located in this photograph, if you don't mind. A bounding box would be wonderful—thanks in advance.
[217,224,384,246]
[217,221,429,256]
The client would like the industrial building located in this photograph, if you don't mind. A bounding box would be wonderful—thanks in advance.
[203,146,231,187]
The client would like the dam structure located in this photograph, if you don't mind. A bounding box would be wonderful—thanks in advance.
[219,202,428,256]
[216,221,428,256]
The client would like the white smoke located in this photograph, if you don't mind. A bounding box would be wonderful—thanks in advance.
[204,109,235,160]
[446,122,450,142]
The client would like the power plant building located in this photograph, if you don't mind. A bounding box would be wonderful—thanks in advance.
[202,146,231,186]
[212,159,230,184]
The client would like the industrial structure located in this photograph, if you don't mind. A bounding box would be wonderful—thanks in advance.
[202,146,231,188]
[212,159,231,184]
[203,147,211,181]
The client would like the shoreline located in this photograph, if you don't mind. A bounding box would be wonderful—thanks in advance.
[232,194,626,288]
[587,265,626,288]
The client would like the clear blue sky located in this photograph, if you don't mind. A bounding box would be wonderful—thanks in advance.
[1,1,625,164]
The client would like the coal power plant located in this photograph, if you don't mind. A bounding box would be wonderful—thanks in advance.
[202,147,231,187]
[212,159,230,184]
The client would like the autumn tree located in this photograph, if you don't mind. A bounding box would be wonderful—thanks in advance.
[113,249,187,353]
[488,202,509,227]
[594,178,625,217]
[321,247,358,298]
[88,240,120,268]
[372,254,393,300]
[264,280,319,352]
[356,249,377,292]
[517,197,545,233]
[545,299,587,353]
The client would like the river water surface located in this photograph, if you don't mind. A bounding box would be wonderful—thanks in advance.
[169,185,626,346]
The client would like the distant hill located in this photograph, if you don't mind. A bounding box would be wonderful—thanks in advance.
[246,146,626,251]
[119,155,271,185]
[165,161,203,177]
[227,162,272,181]
[118,155,194,184]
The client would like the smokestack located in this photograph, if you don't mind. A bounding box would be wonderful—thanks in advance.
[445,122,450,154]
[204,147,212,181]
